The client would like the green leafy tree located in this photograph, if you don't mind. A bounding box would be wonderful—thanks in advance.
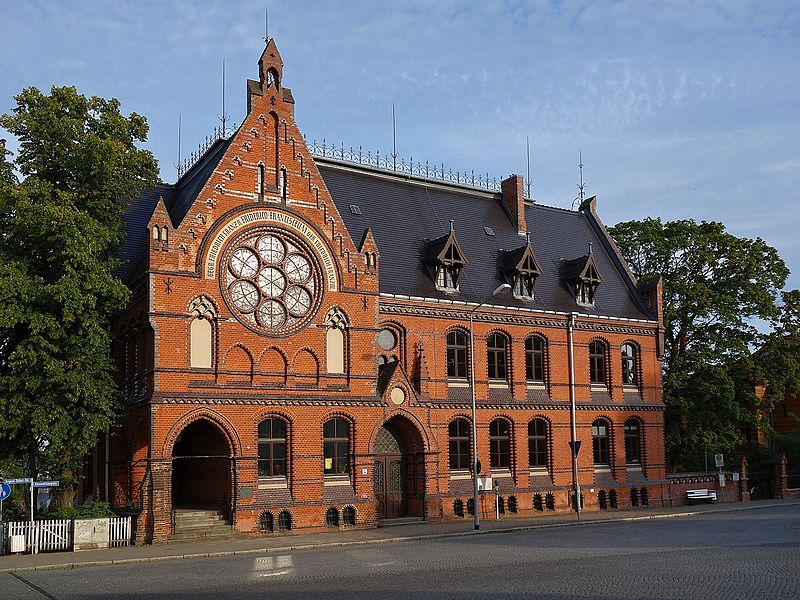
[609,218,788,470]
[0,87,158,501]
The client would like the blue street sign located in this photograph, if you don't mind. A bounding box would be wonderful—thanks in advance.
[4,478,32,485]
[33,480,59,488]
[0,482,10,501]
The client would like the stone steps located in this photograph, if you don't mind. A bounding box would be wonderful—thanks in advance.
[168,508,247,543]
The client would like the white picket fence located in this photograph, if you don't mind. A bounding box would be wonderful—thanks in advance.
[2,516,132,554]
[7,519,73,553]
[109,516,132,548]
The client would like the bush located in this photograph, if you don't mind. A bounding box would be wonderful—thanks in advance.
[47,500,113,520]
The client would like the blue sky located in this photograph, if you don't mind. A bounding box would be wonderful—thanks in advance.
[2,0,799,291]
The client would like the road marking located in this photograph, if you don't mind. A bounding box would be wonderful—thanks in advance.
[9,572,61,600]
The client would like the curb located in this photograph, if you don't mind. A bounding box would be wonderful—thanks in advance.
[3,501,798,573]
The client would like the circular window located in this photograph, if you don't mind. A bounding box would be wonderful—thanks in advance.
[378,328,397,350]
[221,228,323,336]
[390,387,406,405]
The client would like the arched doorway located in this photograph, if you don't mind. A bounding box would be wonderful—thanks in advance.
[171,419,232,510]
[372,417,426,520]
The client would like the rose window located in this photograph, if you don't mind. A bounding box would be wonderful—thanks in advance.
[222,229,322,335]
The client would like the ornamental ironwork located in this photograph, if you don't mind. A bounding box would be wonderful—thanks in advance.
[308,138,505,194]
[221,227,323,336]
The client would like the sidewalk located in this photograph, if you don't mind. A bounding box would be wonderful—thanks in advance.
[2,498,798,573]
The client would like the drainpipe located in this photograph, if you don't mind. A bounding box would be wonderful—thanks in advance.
[568,313,582,520]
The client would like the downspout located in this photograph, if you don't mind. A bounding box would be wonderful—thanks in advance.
[568,312,582,520]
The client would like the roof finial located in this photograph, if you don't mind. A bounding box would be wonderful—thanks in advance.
[218,60,229,137]
[392,103,398,172]
[173,113,182,179]
[578,150,586,202]
[264,7,269,43]
[526,135,532,200]
[449,219,455,233]
[588,241,593,256]
[526,231,530,244]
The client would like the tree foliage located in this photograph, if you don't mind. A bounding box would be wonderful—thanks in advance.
[609,218,788,470]
[0,86,158,487]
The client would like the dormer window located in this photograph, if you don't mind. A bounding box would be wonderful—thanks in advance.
[428,223,467,292]
[563,252,603,307]
[503,238,542,300]
[575,260,601,305]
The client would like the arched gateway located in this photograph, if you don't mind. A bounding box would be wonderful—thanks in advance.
[171,419,232,511]
[372,417,426,520]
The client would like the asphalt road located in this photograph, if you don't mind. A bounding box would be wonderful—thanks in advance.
[2,505,798,599]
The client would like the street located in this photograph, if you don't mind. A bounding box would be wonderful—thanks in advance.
[2,504,798,599]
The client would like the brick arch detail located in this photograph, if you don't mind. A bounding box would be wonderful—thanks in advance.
[259,345,288,372]
[160,409,242,459]
[369,410,435,454]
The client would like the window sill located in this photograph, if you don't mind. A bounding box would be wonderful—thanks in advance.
[258,477,288,490]
[593,466,611,472]
[447,380,469,388]
[529,467,549,475]
[623,385,639,392]
[324,475,351,486]
[590,384,609,391]
[491,469,513,478]
[526,382,546,390]
[488,381,509,389]
[626,464,642,471]
[449,471,472,480]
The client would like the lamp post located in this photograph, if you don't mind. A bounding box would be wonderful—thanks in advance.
[470,283,511,531]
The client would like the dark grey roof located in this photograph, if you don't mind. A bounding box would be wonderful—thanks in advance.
[118,137,231,283]
[318,160,655,321]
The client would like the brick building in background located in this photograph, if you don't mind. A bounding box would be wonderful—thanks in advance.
[85,40,666,543]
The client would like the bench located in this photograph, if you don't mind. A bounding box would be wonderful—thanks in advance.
[686,489,717,504]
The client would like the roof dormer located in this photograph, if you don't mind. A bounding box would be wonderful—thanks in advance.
[502,235,542,299]
[563,248,603,306]
[427,221,467,292]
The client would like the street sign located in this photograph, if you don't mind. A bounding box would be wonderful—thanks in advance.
[33,480,59,488]
[732,472,740,482]
[0,482,10,501]
[5,477,32,485]
[568,440,582,457]
[714,454,724,468]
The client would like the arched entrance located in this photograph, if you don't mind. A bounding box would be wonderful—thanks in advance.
[372,417,426,520]
[171,419,232,510]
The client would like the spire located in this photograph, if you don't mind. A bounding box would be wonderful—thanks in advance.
[258,37,284,90]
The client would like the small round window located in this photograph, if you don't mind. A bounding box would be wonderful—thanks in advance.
[378,328,396,350]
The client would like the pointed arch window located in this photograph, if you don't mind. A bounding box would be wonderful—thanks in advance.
[589,340,608,385]
[489,419,511,469]
[528,419,548,469]
[446,330,468,380]
[525,336,546,384]
[448,419,471,471]
[621,343,638,387]
[487,333,508,381]
[324,309,348,375]
[624,419,641,465]
[258,418,287,477]
[592,419,610,465]
[323,418,350,475]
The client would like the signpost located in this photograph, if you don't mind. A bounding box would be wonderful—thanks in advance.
[0,482,11,523]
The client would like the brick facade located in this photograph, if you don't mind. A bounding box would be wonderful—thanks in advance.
[90,40,666,543]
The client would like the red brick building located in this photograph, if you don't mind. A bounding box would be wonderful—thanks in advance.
[100,40,665,543]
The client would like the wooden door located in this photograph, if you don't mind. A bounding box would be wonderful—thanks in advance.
[374,454,405,519]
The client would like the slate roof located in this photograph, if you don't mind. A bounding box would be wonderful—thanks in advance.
[118,137,231,282]
[318,160,655,321]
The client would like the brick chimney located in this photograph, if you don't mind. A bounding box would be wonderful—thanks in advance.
[501,174,526,235]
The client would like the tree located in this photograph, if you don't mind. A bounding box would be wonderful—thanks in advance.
[0,86,158,499]
[609,218,788,470]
